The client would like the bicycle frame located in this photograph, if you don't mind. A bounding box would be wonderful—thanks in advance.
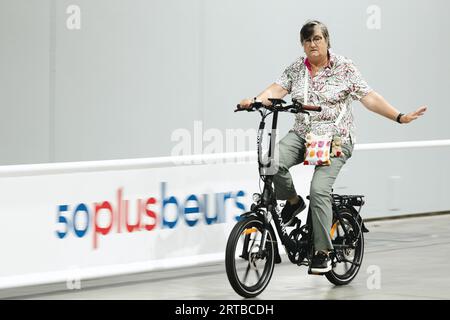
[250,106,312,264]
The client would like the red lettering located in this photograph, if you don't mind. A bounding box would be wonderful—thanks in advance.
[144,197,157,231]
[117,188,123,233]
[125,199,141,232]
[93,201,114,249]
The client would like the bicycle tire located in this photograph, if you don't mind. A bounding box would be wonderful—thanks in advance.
[325,209,364,285]
[225,216,275,298]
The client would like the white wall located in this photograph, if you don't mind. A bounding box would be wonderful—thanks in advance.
[1,0,449,164]
[0,0,51,164]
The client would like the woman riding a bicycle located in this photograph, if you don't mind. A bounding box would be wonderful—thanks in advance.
[238,20,427,273]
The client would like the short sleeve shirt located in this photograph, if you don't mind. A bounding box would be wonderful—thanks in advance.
[275,51,372,144]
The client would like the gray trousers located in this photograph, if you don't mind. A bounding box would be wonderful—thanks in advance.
[273,130,354,252]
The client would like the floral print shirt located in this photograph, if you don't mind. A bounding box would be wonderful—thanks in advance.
[275,51,372,144]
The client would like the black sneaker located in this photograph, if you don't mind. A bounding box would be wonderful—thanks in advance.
[310,251,332,273]
[280,195,306,226]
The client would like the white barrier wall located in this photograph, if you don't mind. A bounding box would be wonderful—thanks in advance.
[0,155,314,289]
[1,140,449,289]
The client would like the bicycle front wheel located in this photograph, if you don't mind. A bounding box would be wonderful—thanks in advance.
[225,216,275,298]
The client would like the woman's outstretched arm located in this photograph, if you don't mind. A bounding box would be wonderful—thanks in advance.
[360,91,427,124]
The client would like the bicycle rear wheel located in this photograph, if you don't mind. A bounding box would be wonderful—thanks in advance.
[326,209,364,285]
[225,216,275,298]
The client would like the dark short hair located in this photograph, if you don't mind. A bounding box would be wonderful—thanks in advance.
[300,20,331,49]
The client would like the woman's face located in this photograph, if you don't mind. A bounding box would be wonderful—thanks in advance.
[302,26,328,60]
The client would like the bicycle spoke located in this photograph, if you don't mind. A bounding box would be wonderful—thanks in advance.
[344,261,349,273]
[243,263,251,284]
[254,267,261,279]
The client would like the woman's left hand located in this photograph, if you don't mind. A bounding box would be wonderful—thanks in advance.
[401,106,427,124]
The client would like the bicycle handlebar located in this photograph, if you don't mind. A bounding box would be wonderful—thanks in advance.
[234,99,322,113]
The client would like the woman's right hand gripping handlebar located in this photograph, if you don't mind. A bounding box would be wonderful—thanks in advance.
[237,98,254,110]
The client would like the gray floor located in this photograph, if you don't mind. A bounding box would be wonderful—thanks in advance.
[4,214,450,300]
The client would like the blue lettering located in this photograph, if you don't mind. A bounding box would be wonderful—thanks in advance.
[161,182,179,228]
[183,194,200,227]
[215,193,226,223]
[201,194,217,225]
[56,205,70,239]
[73,203,90,237]
[234,190,246,221]
[222,192,233,223]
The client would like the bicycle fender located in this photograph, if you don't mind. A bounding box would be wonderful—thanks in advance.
[347,206,370,233]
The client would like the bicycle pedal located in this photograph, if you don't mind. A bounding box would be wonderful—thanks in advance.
[308,269,325,276]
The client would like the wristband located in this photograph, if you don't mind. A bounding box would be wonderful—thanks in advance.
[396,113,404,124]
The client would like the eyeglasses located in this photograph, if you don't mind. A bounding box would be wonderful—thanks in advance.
[303,36,324,46]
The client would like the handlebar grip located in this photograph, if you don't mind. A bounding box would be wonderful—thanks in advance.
[303,105,322,112]
[234,104,249,112]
